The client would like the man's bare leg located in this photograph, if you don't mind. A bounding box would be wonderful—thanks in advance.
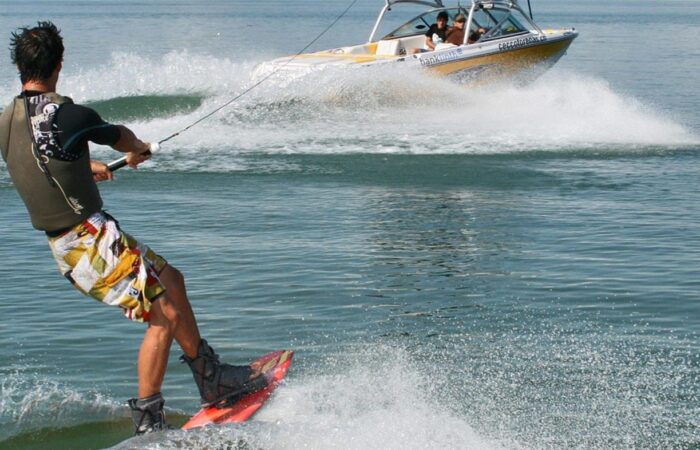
[158,265,201,358]
[137,300,172,397]
[136,264,265,407]
[137,265,200,397]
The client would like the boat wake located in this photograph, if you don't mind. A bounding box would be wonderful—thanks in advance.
[0,369,123,442]
[111,345,504,450]
[2,50,698,175]
[2,338,696,449]
[0,346,503,450]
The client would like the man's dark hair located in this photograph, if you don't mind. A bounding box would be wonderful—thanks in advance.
[10,21,64,84]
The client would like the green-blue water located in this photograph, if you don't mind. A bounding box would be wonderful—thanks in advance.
[1,1,698,449]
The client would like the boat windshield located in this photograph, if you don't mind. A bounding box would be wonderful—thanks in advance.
[471,5,531,42]
[381,7,467,40]
[381,4,532,42]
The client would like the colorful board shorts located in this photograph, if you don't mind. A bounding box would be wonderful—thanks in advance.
[47,211,167,322]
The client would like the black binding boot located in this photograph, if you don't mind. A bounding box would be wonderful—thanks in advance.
[180,339,267,408]
[128,392,171,435]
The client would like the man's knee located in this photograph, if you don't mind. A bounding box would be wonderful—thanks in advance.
[150,294,181,331]
[160,265,185,289]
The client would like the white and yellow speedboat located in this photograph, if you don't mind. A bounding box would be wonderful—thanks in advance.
[260,0,577,83]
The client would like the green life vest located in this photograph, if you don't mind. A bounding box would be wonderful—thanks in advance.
[0,93,103,232]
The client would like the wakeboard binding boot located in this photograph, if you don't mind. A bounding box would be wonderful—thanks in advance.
[128,392,172,435]
[181,339,268,408]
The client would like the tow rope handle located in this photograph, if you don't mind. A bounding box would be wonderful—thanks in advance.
[107,142,160,172]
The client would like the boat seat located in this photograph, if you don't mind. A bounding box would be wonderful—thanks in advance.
[376,39,403,56]
[399,35,430,53]
[331,44,376,55]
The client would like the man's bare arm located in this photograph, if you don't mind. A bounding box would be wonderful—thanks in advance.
[112,125,152,168]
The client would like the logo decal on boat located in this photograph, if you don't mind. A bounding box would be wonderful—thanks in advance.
[498,35,547,51]
[420,48,465,67]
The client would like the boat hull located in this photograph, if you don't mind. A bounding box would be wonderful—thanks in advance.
[257,30,577,86]
[422,33,576,83]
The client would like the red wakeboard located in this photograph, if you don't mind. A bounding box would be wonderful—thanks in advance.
[182,350,293,430]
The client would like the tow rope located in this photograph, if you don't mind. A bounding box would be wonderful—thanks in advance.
[107,0,359,171]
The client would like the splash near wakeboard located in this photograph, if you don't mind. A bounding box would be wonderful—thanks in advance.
[182,350,293,430]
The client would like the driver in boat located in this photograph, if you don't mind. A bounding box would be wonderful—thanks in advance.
[469,25,489,44]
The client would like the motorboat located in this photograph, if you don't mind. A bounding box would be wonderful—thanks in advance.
[258,0,577,84]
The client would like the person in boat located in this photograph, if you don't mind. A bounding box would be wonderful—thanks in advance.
[445,13,467,46]
[425,10,450,51]
[468,25,489,44]
[0,21,267,435]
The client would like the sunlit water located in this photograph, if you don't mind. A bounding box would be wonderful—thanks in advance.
[0,1,698,449]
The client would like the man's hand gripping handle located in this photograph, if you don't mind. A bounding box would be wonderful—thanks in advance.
[107,142,160,172]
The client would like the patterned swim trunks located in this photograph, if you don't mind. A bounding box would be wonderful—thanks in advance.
[47,211,167,322]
